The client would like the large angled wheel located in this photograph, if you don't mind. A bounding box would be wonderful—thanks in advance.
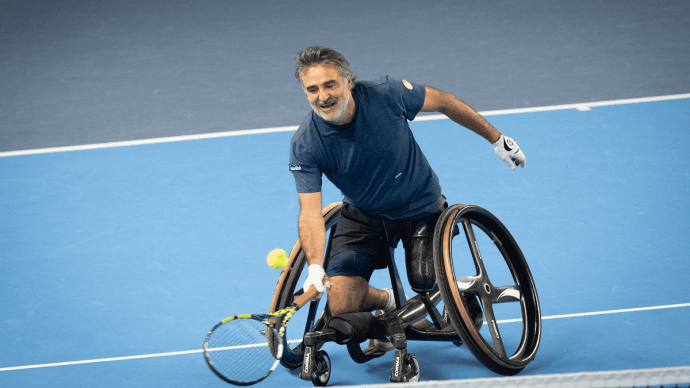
[433,204,541,375]
[268,203,342,369]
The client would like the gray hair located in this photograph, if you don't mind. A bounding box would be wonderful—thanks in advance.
[294,46,355,86]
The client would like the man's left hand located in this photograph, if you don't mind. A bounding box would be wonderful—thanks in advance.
[492,134,526,169]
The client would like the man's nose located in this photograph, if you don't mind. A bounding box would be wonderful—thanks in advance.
[317,89,330,102]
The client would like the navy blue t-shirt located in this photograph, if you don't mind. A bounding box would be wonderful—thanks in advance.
[289,76,442,220]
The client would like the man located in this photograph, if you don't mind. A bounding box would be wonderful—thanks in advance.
[288,46,525,337]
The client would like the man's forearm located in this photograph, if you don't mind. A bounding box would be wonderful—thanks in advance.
[440,93,501,143]
[424,87,502,143]
[298,211,327,266]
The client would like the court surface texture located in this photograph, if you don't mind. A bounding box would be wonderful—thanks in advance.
[1,1,689,387]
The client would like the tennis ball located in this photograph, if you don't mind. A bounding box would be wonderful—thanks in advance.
[266,248,288,269]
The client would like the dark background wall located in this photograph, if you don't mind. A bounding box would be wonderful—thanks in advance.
[1,0,689,152]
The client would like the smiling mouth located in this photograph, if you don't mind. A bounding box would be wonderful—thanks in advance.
[319,99,337,109]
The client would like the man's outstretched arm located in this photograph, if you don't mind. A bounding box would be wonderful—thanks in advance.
[421,86,526,169]
[297,191,328,294]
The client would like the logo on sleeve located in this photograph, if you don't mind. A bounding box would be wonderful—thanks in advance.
[289,164,302,171]
[402,80,413,90]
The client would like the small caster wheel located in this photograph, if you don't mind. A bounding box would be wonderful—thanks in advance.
[403,354,420,383]
[389,353,420,383]
[311,350,331,386]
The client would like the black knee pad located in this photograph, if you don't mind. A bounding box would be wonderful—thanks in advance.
[327,312,382,344]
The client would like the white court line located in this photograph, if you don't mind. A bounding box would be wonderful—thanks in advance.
[346,365,690,388]
[0,302,688,372]
[494,302,690,324]
[1,93,688,158]
[0,349,205,372]
[0,126,300,158]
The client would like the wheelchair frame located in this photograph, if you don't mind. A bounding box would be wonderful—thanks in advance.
[269,202,541,385]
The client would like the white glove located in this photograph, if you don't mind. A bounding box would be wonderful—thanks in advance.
[492,134,526,169]
[303,264,328,297]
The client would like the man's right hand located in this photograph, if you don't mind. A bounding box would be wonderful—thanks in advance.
[303,264,327,295]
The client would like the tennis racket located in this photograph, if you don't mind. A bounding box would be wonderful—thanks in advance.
[203,278,329,386]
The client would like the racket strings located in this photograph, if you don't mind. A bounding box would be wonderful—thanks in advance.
[206,318,280,384]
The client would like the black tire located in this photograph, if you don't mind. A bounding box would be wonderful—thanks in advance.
[433,204,541,375]
[311,350,332,386]
[270,203,342,369]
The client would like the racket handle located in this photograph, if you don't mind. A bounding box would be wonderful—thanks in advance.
[293,276,330,308]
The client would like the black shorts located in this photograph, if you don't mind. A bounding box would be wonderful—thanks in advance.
[326,198,447,289]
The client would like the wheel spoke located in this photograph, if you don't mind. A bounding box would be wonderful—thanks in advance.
[455,276,481,293]
[492,286,522,304]
[461,219,488,279]
[481,299,506,358]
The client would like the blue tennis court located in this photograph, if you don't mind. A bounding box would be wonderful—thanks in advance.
[2,1,689,386]
[2,96,689,387]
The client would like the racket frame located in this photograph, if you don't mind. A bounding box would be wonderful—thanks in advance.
[203,281,323,386]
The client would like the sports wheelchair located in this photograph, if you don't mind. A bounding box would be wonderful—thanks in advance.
[269,202,541,385]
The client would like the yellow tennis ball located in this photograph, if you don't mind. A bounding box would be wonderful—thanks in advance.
[266,248,288,269]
